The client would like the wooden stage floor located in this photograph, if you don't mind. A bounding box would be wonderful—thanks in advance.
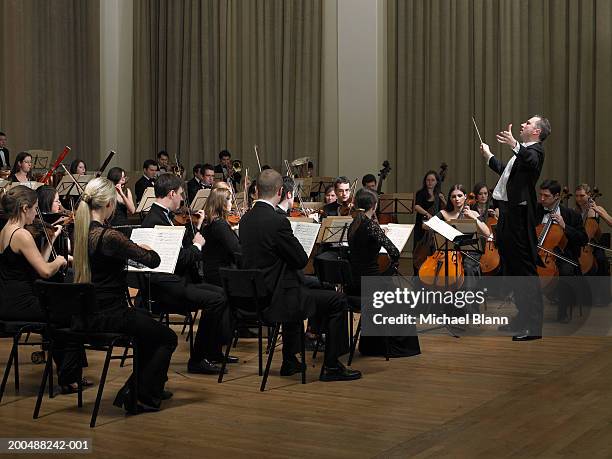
[1,327,612,458]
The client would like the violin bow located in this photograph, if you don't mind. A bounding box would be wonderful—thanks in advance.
[253,145,262,172]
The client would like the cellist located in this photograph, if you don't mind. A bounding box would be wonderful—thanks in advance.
[536,180,587,322]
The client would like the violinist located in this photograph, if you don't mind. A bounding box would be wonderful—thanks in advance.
[72,177,176,412]
[323,185,336,205]
[347,188,421,357]
[141,173,232,375]
[201,187,240,286]
[107,167,135,233]
[214,150,241,189]
[0,185,87,394]
[9,152,33,183]
[322,176,351,217]
[134,159,158,203]
[431,184,491,277]
[0,131,10,170]
[37,186,71,226]
[69,159,87,176]
[157,150,170,173]
[536,180,587,322]
[187,164,214,204]
[361,174,377,192]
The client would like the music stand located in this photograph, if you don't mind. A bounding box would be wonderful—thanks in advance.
[293,177,312,200]
[309,176,336,200]
[27,150,53,170]
[316,216,353,244]
[378,193,415,221]
[135,187,156,213]
[189,188,211,211]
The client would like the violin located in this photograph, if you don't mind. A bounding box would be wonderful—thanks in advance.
[25,219,58,242]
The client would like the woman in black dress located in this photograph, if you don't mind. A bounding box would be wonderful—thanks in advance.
[202,187,241,286]
[106,167,135,235]
[0,185,85,392]
[9,152,33,183]
[470,182,497,219]
[348,188,421,358]
[413,170,446,274]
[73,177,177,413]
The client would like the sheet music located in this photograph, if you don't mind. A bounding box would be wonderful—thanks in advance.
[128,226,185,273]
[423,215,464,241]
[290,221,320,257]
[379,223,414,253]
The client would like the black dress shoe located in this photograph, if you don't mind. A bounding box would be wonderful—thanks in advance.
[320,362,362,382]
[113,386,142,415]
[209,355,240,364]
[280,357,307,376]
[512,332,542,341]
[187,358,226,375]
[160,390,173,400]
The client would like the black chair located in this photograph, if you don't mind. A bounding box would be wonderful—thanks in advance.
[218,268,306,391]
[313,253,388,366]
[0,320,52,403]
[32,281,135,428]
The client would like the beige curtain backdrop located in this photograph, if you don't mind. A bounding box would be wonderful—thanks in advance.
[387,0,612,205]
[0,0,100,169]
[132,0,322,174]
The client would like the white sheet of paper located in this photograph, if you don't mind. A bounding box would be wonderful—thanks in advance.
[290,221,320,257]
[423,215,464,241]
[128,226,186,274]
[379,223,415,253]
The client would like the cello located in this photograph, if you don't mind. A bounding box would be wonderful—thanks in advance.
[578,188,602,274]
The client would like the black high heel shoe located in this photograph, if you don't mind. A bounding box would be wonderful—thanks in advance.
[113,385,142,415]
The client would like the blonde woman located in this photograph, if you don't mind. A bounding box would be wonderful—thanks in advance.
[73,177,177,413]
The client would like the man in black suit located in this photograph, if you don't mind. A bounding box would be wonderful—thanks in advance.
[214,150,241,189]
[141,173,232,375]
[240,169,361,381]
[480,115,550,340]
[186,163,214,204]
[536,179,588,322]
[322,176,351,217]
[0,131,9,170]
[134,159,159,203]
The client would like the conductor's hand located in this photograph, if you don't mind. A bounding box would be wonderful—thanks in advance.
[480,143,493,161]
[495,123,517,148]
[193,232,205,247]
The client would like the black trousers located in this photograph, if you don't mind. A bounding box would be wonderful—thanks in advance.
[154,281,228,361]
[496,202,543,333]
[282,288,348,368]
[88,307,177,400]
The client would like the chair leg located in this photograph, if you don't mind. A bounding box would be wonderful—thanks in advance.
[13,335,20,392]
[120,345,130,368]
[260,323,280,392]
[24,331,31,343]
[312,337,320,360]
[300,323,306,385]
[90,345,114,428]
[347,317,361,366]
[258,324,263,376]
[384,337,390,361]
[77,366,83,408]
[180,314,190,336]
[0,340,17,402]
[217,332,235,384]
[188,319,194,356]
[33,345,53,419]
[48,351,54,399]
[232,334,239,349]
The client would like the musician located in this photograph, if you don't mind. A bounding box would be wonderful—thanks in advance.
[0,186,86,394]
[348,188,421,357]
[157,150,170,173]
[9,152,33,182]
[323,185,336,205]
[141,173,232,375]
[322,176,351,217]
[37,186,68,223]
[432,184,491,277]
[73,178,176,412]
[412,170,445,274]
[202,187,240,286]
[470,183,497,219]
[69,159,87,176]
[480,115,549,340]
[361,174,377,192]
[536,180,588,322]
[134,159,158,203]
[214,150,241,187]
[575,184,609,277]
[0,131,10,170]
[276,176,295,216]
[107,167,135,233]
[240,169,361,381]
[186,164,213,204]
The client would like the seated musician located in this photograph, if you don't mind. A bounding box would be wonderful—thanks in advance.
[470,182,498,219]
[323,184,336,205]
[72,177,176,412]
[187,163,214,204]
[0,131,10,171]
[69,159,87,176]
[202,187,240,286]
[240,169,361,381]
[322,176,351,217]
[156,150,170,173]
[37,186,71,225]
[348,188,421,357]
[361,174,377,192]
[0,185,86,394]
[575,184,609,277]
[214,150,241,188]
[537,179,588,322]
[134,159,158,203]
[9,152,33,183]
[141,173,232,375]
[107,167,135,233]
[430,184,491,277]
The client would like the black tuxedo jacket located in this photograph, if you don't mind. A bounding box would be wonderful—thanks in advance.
[535,204,588,263]
[0,148,9,169]
[239,201,315,321]
[141,203,201,283]
[186,177,209,203]
[134,176,155,203]
[214,164,241,185]
[322,201,340,217]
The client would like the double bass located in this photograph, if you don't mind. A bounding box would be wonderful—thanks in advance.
[376,161,393,224]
